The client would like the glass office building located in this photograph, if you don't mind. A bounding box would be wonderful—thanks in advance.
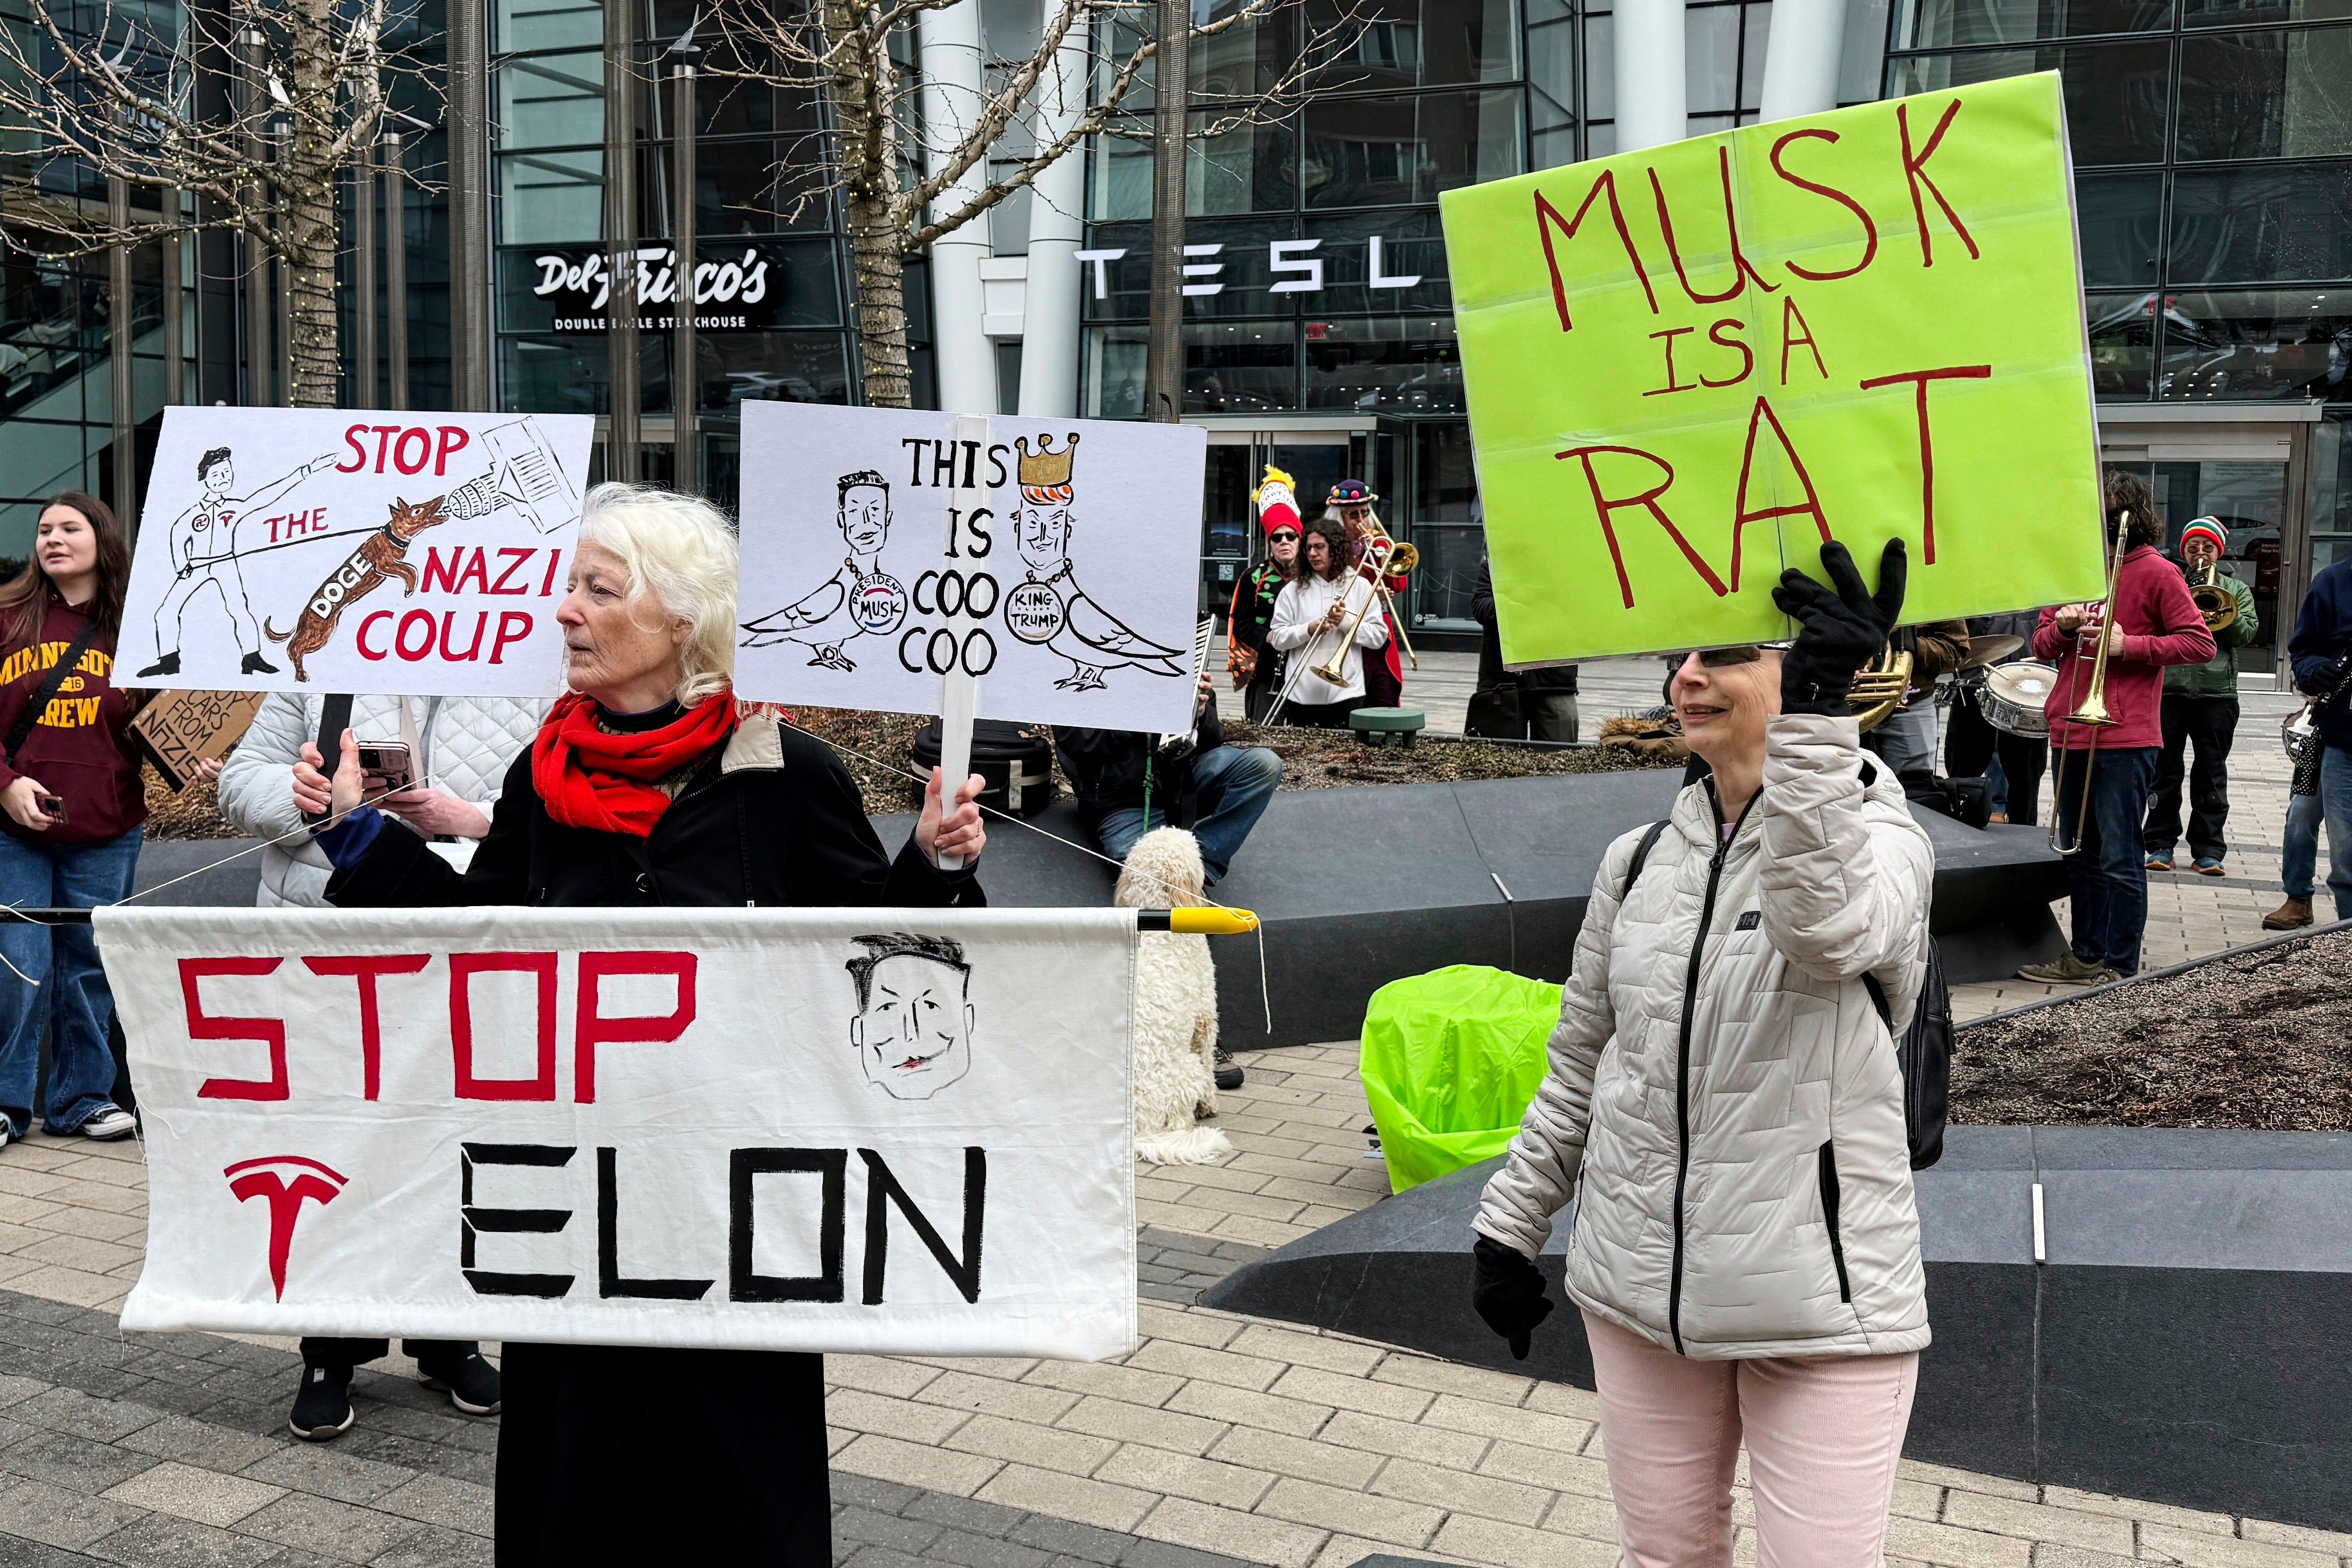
[7,0,2348,670]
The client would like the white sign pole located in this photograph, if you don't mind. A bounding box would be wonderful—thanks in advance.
[935,412,990,871]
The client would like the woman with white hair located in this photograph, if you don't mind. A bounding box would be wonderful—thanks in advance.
[292,483,988,1564]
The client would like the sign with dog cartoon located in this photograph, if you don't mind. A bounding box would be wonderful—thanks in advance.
[101,903,1138,1356]
[735,404,1207,735]
[118,408,593,695]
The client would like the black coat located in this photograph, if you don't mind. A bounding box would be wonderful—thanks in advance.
[1055,708,1226,821]
[326,713,980,1567]
[1472,558,1576,695]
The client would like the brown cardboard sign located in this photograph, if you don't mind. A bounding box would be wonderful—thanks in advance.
[131,690,264,792]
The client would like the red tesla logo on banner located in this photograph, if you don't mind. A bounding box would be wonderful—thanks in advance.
[225,1156,348,1300]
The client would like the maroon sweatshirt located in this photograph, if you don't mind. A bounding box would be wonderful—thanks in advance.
[2031,546,2215,752]
[0,592,150,845]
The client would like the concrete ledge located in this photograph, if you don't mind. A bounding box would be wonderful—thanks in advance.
[1201,1126,2352,1532]
[883,768,2069,1046]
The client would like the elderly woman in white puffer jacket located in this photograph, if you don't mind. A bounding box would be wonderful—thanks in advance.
[1471,539,1933,1568]
[217,693,547,906]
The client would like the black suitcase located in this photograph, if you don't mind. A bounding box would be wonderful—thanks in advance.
[909,717,1057,819]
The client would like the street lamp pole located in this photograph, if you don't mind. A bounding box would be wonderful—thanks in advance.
[238,29,270,405]
[108,163,136,520]
[1143,0,1188,425]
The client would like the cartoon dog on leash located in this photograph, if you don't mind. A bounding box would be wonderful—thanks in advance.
[263,495,450,683]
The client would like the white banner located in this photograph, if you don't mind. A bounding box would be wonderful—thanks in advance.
[102,906,1136,1358]
[119,408,592,696]
[735,404,1208,734]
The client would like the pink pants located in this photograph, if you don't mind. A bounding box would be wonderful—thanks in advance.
[1582,1312,1918,1568]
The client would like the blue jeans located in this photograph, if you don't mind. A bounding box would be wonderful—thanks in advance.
[2283,788,2323,901]
[2319,747,2352,923]
[1093,745,1281,884]
[0,828,142,1135]
[2053,746,2158,975]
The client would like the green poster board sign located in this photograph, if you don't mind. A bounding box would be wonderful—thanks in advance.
[1441,72,2106,665]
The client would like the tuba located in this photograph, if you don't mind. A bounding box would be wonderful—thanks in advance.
[1848,646,1914,734]
[2190,562,2239,632]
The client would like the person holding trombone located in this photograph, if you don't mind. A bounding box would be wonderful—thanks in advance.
[2018,472,2213,987]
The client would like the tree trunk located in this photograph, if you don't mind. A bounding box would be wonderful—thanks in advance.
[283,0,342,406]
[825,0,911,408]
[850,208,911,409]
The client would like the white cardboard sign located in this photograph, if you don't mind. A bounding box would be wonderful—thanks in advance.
[119,408,592,696]
[102,905,1137,1358]
[735,404,1208,734]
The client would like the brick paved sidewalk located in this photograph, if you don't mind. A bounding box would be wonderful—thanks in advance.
[5,1054,2348,1567]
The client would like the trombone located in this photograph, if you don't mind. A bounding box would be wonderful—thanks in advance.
[2048,511,2130,856]
[1360,519,1421,671]
[1264,533,1409,725]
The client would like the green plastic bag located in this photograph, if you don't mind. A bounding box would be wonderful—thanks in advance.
[1359,964,1562,1194]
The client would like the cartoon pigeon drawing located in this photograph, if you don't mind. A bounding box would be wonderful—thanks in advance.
[1001,434,1185,691]
[741,468,906,671]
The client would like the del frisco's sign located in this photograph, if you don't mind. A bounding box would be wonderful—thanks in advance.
[532,245,783,333]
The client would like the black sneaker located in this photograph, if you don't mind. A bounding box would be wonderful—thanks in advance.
[1213,1046,1243,1092]
[419,1353,502,1416]
[289,1364,355,1441]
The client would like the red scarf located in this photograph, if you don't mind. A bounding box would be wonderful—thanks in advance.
[532,690,740,838]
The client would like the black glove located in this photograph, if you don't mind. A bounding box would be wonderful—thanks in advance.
[1470,1235,1554,1360]
[1772,538,1908,717]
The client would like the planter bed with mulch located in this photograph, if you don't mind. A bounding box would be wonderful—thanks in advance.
[1953,923,2352,1130]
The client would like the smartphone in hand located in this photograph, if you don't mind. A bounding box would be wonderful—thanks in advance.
[354,741,417,798]
[35,793,65,825]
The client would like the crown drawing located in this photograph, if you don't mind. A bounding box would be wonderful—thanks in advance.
[1015,434,1080,489]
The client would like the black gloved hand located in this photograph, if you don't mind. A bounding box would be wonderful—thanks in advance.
[1470,1235,1554,1360]
[1771,538,1908,717]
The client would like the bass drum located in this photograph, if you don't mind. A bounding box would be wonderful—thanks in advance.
[1977,661,2057,739]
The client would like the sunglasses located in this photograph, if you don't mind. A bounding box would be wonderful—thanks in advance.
[1694,642,1793,668]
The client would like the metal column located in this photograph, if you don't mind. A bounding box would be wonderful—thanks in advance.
[353,143,376,408]
[1143,0,1187,424]
[670,48,697,492]
[162,183,184,413]
[385,131,410,410]
[447,0,494,410]
[108,170,136,521]
[604,0,642,481]
[239,30,271,405]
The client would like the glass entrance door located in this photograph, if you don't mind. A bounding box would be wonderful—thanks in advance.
[2104,458,2287,675]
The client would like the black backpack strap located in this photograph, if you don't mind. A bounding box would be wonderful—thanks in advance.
[1619,819,1672,901]
[1861,971,1893,1026]
[4,619,106,766]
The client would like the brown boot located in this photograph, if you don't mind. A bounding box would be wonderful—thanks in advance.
[2263,898,2314,931]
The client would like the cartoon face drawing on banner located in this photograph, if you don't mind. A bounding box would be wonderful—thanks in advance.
[742,469,909,670]
[844,932,976,1100]
[140,445,344,680]
[1005,435,1187,692]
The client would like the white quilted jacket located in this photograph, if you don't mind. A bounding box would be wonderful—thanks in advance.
[1475,713,1935,1360]
[215,693,549,907]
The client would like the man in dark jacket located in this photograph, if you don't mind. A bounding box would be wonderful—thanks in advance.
[2287,556,2352,920]
[1470,557,1579,742]
[1055,676,1281,886]
[2145,518,2257,874]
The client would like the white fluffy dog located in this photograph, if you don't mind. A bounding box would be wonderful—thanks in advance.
[1115,828,1234,1165]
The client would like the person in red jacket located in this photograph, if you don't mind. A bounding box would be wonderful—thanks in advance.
[0,493,161,1146]
[2019,471,2215,985]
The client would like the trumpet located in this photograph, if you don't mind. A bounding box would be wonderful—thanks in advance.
[2190,562,2239,632]
[2049,511,2130,856]
[1848,646,1914,734]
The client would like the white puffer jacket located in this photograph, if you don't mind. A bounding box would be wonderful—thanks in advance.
[214,693,549,907]
[1476,713,1935,1360]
